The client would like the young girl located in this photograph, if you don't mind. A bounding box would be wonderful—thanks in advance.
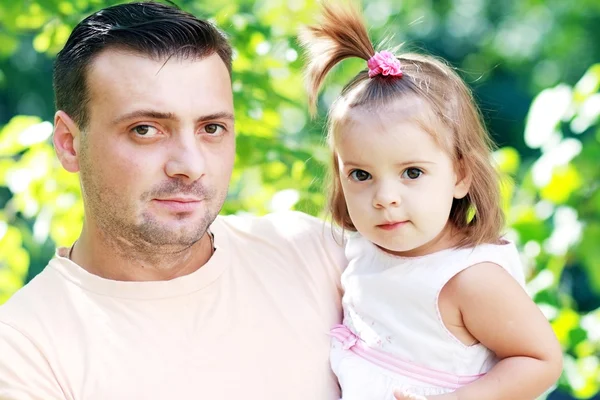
[300,3,563,400]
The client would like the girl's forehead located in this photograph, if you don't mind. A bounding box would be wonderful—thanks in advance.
[334,97,452,144]
[333,113,454,169]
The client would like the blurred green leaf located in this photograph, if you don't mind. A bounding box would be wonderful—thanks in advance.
[0,116,44,157]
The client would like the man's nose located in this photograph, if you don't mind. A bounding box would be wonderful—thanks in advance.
[164,131,206,182]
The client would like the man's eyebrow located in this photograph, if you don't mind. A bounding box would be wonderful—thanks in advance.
[111,110,175,125]
[111,110,235,125]
[197,112,235,123]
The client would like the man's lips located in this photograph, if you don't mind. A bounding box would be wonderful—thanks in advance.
[376,221,408,231]
[152,197,202,212]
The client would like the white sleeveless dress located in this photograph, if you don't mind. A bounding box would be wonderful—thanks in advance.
[331,234,526,399]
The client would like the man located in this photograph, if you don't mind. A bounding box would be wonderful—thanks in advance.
[0,2,345,399]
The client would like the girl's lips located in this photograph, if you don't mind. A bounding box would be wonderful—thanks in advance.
[376,221,408,231]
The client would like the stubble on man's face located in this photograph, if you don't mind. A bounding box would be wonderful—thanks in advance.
[79,144,222,251]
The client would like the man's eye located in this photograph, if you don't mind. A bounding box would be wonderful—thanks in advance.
[132,125,159,137]
[402,168,422,180]
[203,124,225,135]
[349,169,372,182]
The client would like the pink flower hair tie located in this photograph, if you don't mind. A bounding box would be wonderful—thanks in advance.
[367,50,403,79]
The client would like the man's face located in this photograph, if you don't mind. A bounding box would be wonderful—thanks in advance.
[77,50,235,249]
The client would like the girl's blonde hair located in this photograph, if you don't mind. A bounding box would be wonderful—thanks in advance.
[299,1,504,247]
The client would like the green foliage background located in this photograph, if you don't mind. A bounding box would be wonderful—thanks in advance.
[0,0,599,398]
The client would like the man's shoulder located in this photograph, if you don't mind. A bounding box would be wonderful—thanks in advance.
[213,211,346,269]
[0,265,60,329]
[215,211,339,242]
[0,265,67,398]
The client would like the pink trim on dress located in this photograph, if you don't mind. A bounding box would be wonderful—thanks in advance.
[330,325,484,390]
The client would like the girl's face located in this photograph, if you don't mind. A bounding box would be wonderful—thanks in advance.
[334,108,471,256]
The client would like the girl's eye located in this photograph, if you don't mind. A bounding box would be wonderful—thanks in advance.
[203,124,225,135]
[132,125,160,137]
[402,168,422,180]
[349,169,372,182]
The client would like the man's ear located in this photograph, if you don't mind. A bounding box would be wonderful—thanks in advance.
[453,159,472,199]
[53,111,81,173]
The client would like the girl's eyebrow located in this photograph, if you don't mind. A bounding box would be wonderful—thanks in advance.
[342,160,435,168]
[394,160,436,167]
[342,161,368,168]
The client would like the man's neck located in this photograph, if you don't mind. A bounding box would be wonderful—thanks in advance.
[69,224,214,282]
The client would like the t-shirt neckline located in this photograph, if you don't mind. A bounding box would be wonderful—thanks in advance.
[49,220,231,300]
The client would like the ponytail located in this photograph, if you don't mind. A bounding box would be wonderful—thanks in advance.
[299,2,375,114]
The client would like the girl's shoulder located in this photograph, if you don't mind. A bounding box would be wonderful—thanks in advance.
[442,240,526,287]
[343,234,525,287]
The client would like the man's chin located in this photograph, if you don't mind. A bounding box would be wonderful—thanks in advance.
[134,222,206,246]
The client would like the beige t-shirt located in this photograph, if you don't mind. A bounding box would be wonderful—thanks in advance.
[0,211,345,400]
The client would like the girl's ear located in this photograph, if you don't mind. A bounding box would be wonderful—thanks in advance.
[53,111,82,173]
[453,160,472,199]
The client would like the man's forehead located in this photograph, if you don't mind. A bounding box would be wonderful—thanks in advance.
[87,48,226,76]
[85,49,232,99]
[84,50,233,125]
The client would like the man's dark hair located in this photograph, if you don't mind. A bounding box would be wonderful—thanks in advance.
[53,1,233,129]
